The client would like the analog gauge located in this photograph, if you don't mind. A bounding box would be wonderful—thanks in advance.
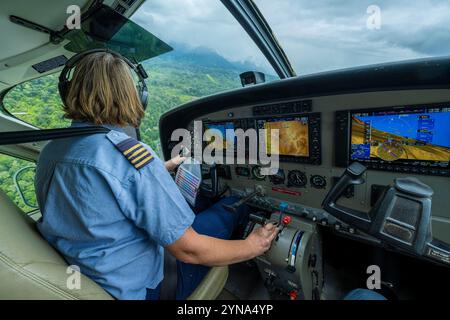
[310,175,327,189]
[287,170,307,187]
[269,169,285,185]
[251,165,266,181]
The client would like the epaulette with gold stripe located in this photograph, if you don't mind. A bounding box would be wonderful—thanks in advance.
[114,138,154,170]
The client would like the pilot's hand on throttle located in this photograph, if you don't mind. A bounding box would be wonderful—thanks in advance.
[165,155,186,171]
[246,223,279,257]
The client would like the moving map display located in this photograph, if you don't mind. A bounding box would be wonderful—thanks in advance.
[258,116,310,157]
[350,107,450,164]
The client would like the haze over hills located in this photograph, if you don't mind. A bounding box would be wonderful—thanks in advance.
[150,43,266,72]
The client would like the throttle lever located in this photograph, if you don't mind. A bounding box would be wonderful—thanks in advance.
[223,188,263,213]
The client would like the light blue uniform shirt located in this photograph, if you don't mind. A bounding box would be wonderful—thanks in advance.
[35,122,195,300]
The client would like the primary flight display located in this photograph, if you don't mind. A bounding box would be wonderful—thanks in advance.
[350,107,450,163]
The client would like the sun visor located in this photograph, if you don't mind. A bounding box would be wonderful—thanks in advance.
[63,4,173,62]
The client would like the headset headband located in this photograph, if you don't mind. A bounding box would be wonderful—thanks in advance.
[58,48,149,109]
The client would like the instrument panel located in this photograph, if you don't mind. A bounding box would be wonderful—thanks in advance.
[180,89,450,267]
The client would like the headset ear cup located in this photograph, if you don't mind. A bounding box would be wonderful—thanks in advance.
[58,80,69,106]
[141,88,148,110]
[137,81,148,110]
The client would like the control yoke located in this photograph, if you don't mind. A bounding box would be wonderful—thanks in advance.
[322,162,370,230]
[322,162,434,256]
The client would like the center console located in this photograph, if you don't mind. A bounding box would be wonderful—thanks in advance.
[244,210,323,300]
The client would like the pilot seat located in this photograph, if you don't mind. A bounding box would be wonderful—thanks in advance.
[0,189,227,300]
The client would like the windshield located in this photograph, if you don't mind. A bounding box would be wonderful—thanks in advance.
[253,0,450,75]
[2,0,277,152]
[131,0,275,76]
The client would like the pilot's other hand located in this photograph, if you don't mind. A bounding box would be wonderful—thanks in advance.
[246,223,279,257]
[165,155,186,171]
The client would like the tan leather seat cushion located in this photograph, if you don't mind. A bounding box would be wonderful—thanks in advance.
[0,190,112,300]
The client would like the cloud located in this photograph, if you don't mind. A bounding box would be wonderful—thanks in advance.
[132,0,273,72]
[132,0,450,76]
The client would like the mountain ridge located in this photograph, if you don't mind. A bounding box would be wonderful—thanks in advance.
[144,42,266,73]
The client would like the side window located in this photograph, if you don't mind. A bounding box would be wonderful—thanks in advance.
[0,154,38,213]
[2,73,70,129]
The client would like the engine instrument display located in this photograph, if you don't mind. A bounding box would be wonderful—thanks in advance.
[259,116,309,157]
[256,113,321,164]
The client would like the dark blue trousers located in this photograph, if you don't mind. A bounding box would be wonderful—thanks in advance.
[146,196,248,300]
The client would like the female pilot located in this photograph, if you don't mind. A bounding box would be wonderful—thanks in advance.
[35,50,278,300]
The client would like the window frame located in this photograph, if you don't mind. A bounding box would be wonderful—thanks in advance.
[0,72,70,131]
[0,150,39,215]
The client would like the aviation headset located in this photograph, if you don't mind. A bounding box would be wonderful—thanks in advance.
[58,48,149,109]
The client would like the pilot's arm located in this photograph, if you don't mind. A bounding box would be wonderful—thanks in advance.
[115,146,277,267]
[167,223,277,267]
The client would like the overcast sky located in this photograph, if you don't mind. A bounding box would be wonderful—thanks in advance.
[132,0,450,76]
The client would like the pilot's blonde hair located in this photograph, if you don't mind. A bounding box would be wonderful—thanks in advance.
[64,52,145,127]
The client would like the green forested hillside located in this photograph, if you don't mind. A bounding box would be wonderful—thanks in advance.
[139,58,244,150]
[0,50,253,211]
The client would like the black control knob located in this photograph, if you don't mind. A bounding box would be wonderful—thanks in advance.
[264,273,276,287]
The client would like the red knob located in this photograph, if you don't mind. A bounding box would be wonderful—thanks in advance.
[289,290,298,300]
[282,215,292,226]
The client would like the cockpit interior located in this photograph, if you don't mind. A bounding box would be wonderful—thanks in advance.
[0,0,448,301]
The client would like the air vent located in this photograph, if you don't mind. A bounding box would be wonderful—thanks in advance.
[32,55,67,73]
[123,0,137,6]
[114,0,138,15]
[115,4,126,14]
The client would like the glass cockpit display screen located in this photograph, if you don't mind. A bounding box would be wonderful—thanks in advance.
[204,122,236,151]
[350,106,450,166]
[257,116,310,157]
